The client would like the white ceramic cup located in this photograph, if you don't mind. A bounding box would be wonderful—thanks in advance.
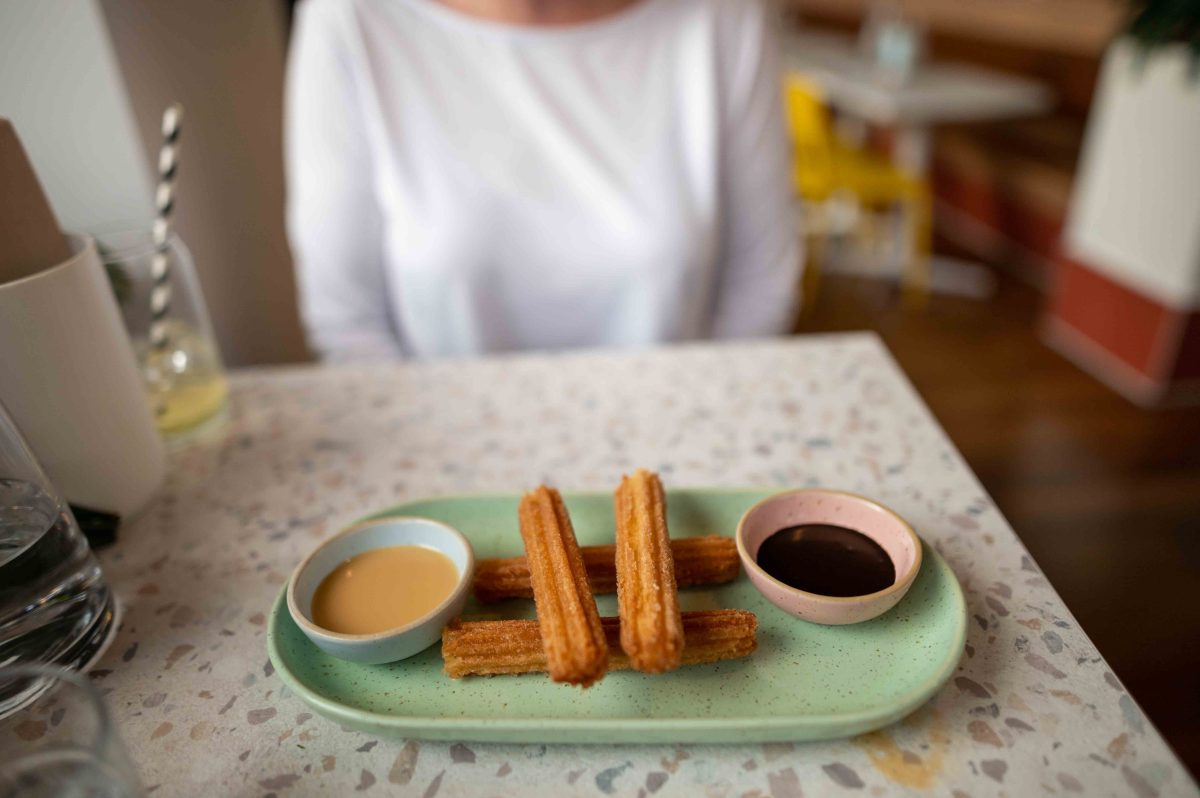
[0,234,166,519]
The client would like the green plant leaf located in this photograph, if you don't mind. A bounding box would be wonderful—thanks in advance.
[1124,0,1200,82]
[97,242,133,306]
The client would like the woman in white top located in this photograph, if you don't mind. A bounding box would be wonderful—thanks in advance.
[286,0,800,361]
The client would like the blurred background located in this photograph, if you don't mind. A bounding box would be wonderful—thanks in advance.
[1,0,1197,774]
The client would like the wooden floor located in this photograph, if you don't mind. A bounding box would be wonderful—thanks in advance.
[796,271,1200,777]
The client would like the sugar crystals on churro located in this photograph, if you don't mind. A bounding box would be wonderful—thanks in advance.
[517,486,608,687]
[443,473,757,684]
[472,536,739,603]
[444,610,757,678]
[614,469,684,673]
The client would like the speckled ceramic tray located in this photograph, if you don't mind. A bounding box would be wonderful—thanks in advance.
[267,489,966,744]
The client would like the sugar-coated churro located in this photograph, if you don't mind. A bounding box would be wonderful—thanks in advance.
[518,486,608,686]
[443,610,758,678]
[473,536,739,603]
[614,469,684,673]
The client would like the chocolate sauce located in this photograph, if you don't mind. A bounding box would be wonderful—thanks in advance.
[756,524,895,597]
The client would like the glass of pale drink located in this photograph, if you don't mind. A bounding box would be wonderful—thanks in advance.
[97,229,229,441]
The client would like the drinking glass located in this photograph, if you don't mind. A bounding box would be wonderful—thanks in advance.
[97,230,229,440]
[0,664,143,797]
[0,401,115,718]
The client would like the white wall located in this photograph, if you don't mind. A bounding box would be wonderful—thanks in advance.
[0,1,309,366]
[0,1,153,232]
[1066,41,1200,310]
[98,0,310,365]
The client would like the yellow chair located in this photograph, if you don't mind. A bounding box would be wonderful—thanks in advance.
[783,74,932,308]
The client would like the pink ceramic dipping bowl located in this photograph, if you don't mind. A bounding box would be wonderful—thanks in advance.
[736,489,923,625]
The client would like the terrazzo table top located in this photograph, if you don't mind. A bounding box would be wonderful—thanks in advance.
[85,334,1195,796]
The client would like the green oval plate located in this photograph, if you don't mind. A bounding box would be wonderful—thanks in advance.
[267,489,966,743]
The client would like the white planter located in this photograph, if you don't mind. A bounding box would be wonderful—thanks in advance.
[1064,37,1200,309]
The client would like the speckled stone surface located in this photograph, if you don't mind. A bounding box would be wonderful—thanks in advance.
[24,334,1198,796]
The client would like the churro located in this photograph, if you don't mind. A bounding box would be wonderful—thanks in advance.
[443,610,758,678]
[473,536,739,603]
[614,469,684,673]
[518,486,608,686]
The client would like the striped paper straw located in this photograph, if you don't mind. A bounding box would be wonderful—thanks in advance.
[149,103,182,350]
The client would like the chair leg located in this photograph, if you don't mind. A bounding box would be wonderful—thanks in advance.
[801,231,826,317]
[901,187,933,309]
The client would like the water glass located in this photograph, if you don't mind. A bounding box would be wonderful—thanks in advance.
[97,230,229,439]
[0,401,115,718]
[0,664,142,797]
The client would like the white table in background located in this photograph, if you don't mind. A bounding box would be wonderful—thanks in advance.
[781,30,1053,172]
[62,335,1197,796]
[783,31,1054,295]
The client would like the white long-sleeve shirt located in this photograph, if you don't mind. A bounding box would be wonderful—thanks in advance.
[286,0,800,360]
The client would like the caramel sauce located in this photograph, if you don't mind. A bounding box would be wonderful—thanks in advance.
[311,545,458,634]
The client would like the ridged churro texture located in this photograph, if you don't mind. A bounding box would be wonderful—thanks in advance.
[472,536,740,603]
[517,486,608,687]
[443,610,758,678]
[614,470,684,673]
